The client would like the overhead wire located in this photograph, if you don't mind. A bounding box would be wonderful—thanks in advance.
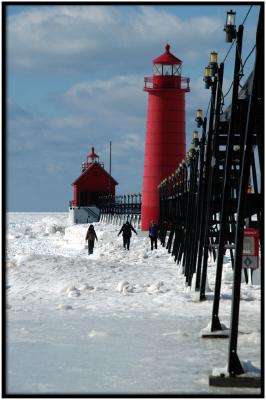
[241,43,256,70]
[223,80,234,99]
[222,40,236,64]
[241,5,253,25]
[236,6,254,78]
[238,43,256,87]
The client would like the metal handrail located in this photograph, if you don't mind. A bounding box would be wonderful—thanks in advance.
[144,76,190,91]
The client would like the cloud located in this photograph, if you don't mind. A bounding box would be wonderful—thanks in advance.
[56,75,147,158]
[7,5,223,75]
[7,66,214,164]
[63,75,146,118]
[7,73,147,179]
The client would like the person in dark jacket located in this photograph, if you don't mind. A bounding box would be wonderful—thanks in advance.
[149,220,159,250]
[118,221,137,250]
[85,224,98,254]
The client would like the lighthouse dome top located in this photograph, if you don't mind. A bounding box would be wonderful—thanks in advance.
[153,44,182,65]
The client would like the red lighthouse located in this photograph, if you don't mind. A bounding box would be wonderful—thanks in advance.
[69,146,118,224]
[141,44,190,230]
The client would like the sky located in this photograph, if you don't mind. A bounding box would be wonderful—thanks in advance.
[5,2,261,212]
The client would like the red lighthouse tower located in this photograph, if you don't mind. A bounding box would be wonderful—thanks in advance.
[141,44,190,230]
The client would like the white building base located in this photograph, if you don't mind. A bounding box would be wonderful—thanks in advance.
[69,206,100,224]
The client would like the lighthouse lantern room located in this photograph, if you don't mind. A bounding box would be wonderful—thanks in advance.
[69,146,118,224]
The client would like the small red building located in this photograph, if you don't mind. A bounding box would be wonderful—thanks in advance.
[69,147,118,224]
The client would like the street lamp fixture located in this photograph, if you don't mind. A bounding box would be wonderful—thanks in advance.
[195,109,203,127]
[210,51,218,64]
[209,51,218,76]
[224,10,236,42]
[204,66,212,89]
[247,178,252,194]
[193,131,199,147]
[189,143,196,157]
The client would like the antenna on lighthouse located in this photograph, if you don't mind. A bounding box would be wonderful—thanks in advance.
[109,141,112,176]
[108,141,112,196]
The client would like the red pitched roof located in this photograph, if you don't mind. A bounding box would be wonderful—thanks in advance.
[153,44,182,65]
[72,162,118,185]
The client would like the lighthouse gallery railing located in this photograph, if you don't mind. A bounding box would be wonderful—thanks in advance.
[144,76,190,91]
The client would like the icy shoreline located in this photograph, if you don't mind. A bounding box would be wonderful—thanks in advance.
[6,213,261,395]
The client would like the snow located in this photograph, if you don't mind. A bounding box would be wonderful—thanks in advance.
[6,213,261,395]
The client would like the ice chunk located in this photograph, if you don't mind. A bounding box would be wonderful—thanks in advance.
[147,281,164,293]
[66,286,81,297]
[57,304,73,310]
[116,281,130,293]
[88,330,108,338]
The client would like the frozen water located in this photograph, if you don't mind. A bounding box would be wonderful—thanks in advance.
[6,213,261,395]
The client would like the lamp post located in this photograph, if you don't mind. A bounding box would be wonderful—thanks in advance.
[194,116,207,291]
[221,12,245,376]
[199,51,219,300]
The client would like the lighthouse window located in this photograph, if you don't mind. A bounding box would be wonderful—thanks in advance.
[153,64,162,75]
[163,64,172,76]
[173,64,181,76]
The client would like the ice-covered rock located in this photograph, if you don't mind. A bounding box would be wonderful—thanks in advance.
[66,286,81,297]
[78,283,94,291]
[7,259,17,268]
[116,281,134,295]
[116,281,130,293]
[57,304,73,310]
[147,281,164,293]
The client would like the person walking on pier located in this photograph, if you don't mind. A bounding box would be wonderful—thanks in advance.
[85,224,98,255]
[149,220,159,250]
[118,221,137,250]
